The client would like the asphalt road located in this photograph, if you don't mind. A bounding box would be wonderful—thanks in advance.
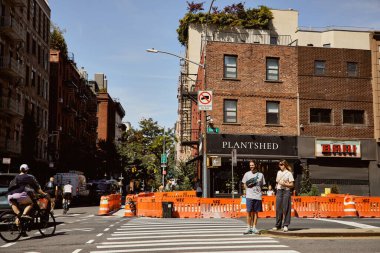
[0,206,379,253]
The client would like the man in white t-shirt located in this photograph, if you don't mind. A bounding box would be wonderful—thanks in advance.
[241,160,265,235]
[63,181,73,205]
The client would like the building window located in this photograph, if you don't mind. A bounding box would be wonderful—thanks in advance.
[266,101,279,124]
[266,58,279,81]
[343,110,364,124]
[310,108,331,123]
[347,62,358,77]
[270,36,278,45]
[224,99,237,123]
[314,60,325,75]
[224,55,237,79]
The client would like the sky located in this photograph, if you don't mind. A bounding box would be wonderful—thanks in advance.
[48,0,380,129]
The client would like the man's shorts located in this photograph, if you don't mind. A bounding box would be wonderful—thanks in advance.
[63,192,72,200]
[8,192,32,206]
[246,198,263,212]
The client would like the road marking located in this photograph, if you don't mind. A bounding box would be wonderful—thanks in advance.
[91,245,288,253]
[311,218,379,228]
[107,233,252,240]
[101,238,277,244]
[1,242,16,247]
[86,240,95,244]
[104,228,110,231]
[97,233,103,237]
[72,250,82,253]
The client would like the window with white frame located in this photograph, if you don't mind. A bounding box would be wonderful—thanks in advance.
[224,99,237,123]
[266,58,279,81]
[224,55,237,79]
[266,101,279,124]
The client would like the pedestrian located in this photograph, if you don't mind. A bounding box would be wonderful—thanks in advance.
[272,159,294,232]
[44,176,58,213]
[266,185,275,196]
[241,160,266,235]
[165,180,172,192]
[194,178,203,197]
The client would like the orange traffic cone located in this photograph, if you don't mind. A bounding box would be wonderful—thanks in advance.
[98,196,110,215]
[124,196,136,217]
[343,195,357,217]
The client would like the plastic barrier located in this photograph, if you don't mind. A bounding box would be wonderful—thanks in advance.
[354,197,380,218]
[98,196,110,215]
[259,196,276,218]
[317,196,345,218]
[292,196,317,218]
[343,195,357,217]
[200,198,240,218]
[166,197,201,218]
[136,196,162,218]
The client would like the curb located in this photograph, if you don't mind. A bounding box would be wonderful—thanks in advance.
[262,228,380,237]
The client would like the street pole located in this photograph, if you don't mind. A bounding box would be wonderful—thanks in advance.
[162,128,166,186]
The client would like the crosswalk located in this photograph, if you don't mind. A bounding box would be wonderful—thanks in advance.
[90,218,300,253]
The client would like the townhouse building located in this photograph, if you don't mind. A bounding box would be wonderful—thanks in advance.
[0,0,50,176]
[49,50,98,174]
[177,8,380,196]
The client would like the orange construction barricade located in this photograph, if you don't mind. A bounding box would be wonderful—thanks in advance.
[343,195,357,217]
[354,197,380,218]
[98,196,110,215]
[124,195,136,217]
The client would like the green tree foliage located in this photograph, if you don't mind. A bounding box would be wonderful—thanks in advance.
[177,2,273,45]
[331,184,339,194]
[300,164,312,195]
[118,118,176,191]
[171,161,196,190]
[50,24,68,59]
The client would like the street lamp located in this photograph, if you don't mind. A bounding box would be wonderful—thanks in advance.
[146,48,205,68]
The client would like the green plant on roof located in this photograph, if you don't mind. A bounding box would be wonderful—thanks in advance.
[177,1,273,46]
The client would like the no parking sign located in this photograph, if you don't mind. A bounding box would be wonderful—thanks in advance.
[198,90,213,111]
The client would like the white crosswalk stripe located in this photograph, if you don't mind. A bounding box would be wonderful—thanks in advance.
[90,218,300,253]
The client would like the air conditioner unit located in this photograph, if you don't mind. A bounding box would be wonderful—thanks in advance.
[58,98,63,103]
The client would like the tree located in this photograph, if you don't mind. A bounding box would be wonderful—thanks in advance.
[118,118,176,191]
[50,24,68,59]
[300,164,312,195]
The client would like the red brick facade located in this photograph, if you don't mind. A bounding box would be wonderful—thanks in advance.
[298,46,373,138]
[203,42,298,136]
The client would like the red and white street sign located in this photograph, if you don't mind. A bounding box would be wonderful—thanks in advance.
[198,90,213,111]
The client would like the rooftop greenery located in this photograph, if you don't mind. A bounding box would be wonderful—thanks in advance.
[177,2,273,46]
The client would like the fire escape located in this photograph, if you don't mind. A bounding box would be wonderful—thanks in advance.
[178,60,200,149]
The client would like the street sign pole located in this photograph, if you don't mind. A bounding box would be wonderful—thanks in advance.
[231,149,237,199]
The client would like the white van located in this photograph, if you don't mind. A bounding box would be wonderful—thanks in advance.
[54,171,89,198]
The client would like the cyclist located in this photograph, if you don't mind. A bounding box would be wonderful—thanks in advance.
[7,164,47,221]
[62,181,73,207]
[44,177,58,213]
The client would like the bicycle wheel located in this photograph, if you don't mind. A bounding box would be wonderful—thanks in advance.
[0,211,22,242]
[37,210,56,236]
[63,202,67,214]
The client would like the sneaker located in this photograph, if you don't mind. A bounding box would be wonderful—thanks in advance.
[271,227,280,231]
[251,228,259,234]
[21,214,33,220]
[20,231,28,237]
[243,228,252,235]
[283,226,288,232]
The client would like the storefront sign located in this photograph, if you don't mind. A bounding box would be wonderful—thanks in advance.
[206,134,297,156]
[315,140,361,158]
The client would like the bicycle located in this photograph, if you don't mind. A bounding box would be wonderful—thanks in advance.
[0,195,56,242]
[62,195,70,215]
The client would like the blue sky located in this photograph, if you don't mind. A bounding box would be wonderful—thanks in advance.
[48,0,380,129]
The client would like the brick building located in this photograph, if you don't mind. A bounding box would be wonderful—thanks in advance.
[0,0,50,176]
[49,50,98,174]
[178,8,380,197]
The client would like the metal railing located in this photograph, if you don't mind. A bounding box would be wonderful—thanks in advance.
[0,16,26,41]
[0,56,25,78]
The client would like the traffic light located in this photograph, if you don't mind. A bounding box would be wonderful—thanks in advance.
[131,166,137,173]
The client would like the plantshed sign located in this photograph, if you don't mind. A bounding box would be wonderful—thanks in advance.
[315,140,361,158]
[206,134,297,156]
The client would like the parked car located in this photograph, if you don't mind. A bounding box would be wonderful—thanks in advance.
[0,173,18,211]
[88,179,119,203]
